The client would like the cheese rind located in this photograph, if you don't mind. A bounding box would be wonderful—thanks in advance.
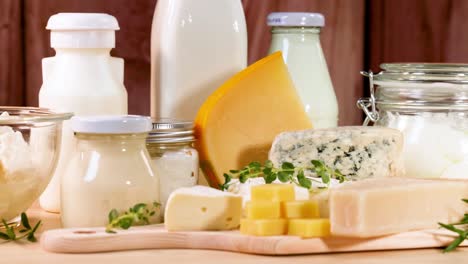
[330,178,468,237]
[245,201,281,219]
[251,184,295,202]
[282,201,320,219]
[288,219,331,238]
[240,219,287,236]
[269,126,404,180]
[195,52,312,187]
[164,186,242,231]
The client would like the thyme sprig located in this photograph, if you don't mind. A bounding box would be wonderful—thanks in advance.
[106,202,160,234]
[0,212,41,242]
[220,160,345,191]
[438,199,468,252]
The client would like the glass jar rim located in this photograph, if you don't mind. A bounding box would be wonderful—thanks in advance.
[374,63,468,83]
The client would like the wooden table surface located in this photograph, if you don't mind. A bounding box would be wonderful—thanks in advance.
[2,204,467,264]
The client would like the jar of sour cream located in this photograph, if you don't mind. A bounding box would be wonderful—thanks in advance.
[61,116,160,228]
[146,120,198,213]
[359,64,468,179]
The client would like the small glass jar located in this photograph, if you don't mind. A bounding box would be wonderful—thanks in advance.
[359,63,468,179]
[146,120,199,213]
[267,12,338,128]
[61,116,160,228]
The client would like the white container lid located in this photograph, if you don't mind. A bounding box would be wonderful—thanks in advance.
[71,116,152,134]
[46,13,119,48]
[267,12,325,27]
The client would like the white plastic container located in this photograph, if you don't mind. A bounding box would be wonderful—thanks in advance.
[267,12,338,128]
[150,0,247,120]
[61,116,160,227]
[39,13,128,213]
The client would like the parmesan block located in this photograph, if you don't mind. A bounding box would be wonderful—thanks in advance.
[330,178,468,237]
[282,201,320,219]
[195,52,312,187]
[240,219,287,236]
[245,201,281,219]
[164,186,242,231]
[251,184,295,202]
[288,219,330,238]
[269,126,404,180]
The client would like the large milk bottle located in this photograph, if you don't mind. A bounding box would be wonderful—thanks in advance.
[150,0,247,120]
[267,12,338,128]
[39,13,128,213]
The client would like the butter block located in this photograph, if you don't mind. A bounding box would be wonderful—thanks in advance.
[165,186,242,231]
[282,201,320,219]
[251,184,295,202]
[330,178,468,237]
[288,219,331,238]
[240,219,287,236]
[245,201,281,219]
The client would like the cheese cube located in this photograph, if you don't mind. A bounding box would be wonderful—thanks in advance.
[245,201,281,219]
[288,219,331,238]
[165,186,242,231]
[330,178,468,237]
[240,219,287,236]
[251,184,295,202]
[282,201,319,219]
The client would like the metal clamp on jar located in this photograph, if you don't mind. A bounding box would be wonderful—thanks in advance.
[146,120,199,213]
[358,63,468,179]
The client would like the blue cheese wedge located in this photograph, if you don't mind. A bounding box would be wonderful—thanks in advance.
[268,126,404,180]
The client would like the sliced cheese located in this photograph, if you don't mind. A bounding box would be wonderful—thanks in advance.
[195,52,312,187]
[240,218,287,236]
[282,201,320,219]
[288,219,331,238]
[245,201,281,219]
[251,184,295,203]
[330,178,468,237]
[164,186,242,231]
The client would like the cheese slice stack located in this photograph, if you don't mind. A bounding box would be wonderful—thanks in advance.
[195,52,312,187]
[330,178,468,237]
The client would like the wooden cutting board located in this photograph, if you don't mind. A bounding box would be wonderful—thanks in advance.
[40,225,468,255]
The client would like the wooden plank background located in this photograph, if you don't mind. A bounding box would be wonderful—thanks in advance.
[3,0,468,125]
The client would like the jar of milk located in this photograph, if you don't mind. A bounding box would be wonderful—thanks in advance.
[267,12,338,128]
[61,116,160,228]
[39,13,128,213]
[150,0,247,120]
[146,120,198,213]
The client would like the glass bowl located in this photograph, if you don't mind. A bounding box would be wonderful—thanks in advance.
[0,107,72,222]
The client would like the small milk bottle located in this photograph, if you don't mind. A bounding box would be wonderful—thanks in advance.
[267,12,338,128]
[39,13,128,213]
[150,0,247,120]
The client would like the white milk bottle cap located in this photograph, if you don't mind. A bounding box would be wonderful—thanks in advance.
[46,13,120,48]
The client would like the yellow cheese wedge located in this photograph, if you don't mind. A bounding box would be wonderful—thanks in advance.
[251,184,295,203]
[195,52,313,187]
[245,201,281,219]
[240,218,288,236]
[288,219,331,238]
[282,201,320,219]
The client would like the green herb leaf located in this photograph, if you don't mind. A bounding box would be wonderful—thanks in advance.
[0,232,10,240]
[277,171,290,183]
[20,212,31,230]
[264,160,273,168]
[108,209,119,223]
[443,234,467,253]
[264,172,277,184]
[298,176,312,189]
[106,202,160,233]
[281,162,295,170]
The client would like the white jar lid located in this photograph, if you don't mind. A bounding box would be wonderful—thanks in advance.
[71,116,152,134]
[46,13,119,48]
[267,12,325,27]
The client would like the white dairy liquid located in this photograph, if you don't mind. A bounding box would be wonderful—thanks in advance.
[268,28,338,128]
[61,134,160,228]
[150,0,247,120]
[39,49,127,213]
